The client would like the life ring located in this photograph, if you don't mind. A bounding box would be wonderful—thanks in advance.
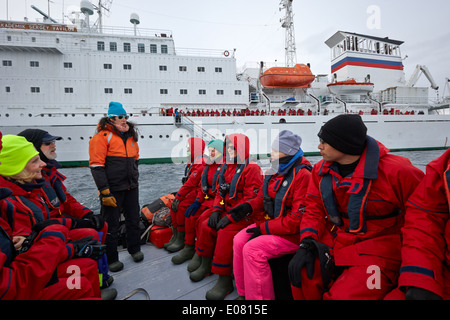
[224,50,230,57]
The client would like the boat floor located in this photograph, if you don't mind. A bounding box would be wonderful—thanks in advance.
[108,242,239,300]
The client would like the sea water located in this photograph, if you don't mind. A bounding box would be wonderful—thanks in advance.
[59,149,446,213]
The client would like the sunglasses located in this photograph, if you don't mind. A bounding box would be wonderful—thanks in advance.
[42,141,56,146]
[109,115,129,120]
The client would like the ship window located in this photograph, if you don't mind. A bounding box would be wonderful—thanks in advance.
[179,66,187,72]
[30,61,39,67]
[216,90,224,95]
[104,63,112,69]
[180,89,188,95]
[123,64,132,70]
[215,67,222,73]
[5,87,10,93]
[199,89,206,95]
[234,90,242,95]
[197,67,205,72]
[124,88,133,94]
[161,45,168,54]
[104,88,113,94]
[110,42,117,51]
[97,41,105,51]
[160,89,168,94]
[7,36,11,41]
[30,87,40,93]
[2,60,12,66]
[159,65,167,71]
[64,87,74,93]
[124,43,131,52]
[31,37,36,42]
[64,62,73,68]
[150,44,157,53]
[138,43,145,53]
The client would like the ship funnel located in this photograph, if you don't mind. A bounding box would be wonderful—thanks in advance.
[130,13,140,36]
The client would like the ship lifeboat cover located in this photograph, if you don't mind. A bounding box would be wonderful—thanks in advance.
[260,64,315,88]
[327,79,374,95]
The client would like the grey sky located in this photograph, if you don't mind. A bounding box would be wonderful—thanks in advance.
[3,0,449,98]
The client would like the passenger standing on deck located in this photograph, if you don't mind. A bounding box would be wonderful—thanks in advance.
[385,148,450,300]
[89,101,143,272]
[192,133,263,300]
[165,137,206,254]
[178,139,224,270]
[232,130,312,300]
[288,114,424,300]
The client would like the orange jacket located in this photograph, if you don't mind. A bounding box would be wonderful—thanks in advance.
[89,124,139,192]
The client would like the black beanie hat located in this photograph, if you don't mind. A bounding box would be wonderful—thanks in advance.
[318,114,367,155]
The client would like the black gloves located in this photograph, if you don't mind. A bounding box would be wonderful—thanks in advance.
[246,226,262,241]
[288,237,334,289]
[227,202,252,222]
[405,287,442,300]
[171,198,180,212]
[288,237,317,288]
[207,211,221,229]
[70,236,106,260]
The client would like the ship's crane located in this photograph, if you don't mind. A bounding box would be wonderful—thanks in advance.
[407,64,439,91]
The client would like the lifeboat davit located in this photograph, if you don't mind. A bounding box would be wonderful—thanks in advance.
[260,64,315,88]
[327,79,374,95]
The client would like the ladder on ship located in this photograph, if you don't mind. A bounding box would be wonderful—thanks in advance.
[176,115,217,141]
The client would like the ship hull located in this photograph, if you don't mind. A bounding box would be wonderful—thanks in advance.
[2,113,449,166]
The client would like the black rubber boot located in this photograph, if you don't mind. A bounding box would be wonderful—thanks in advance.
[189,256,212,282]
[171,244,195,264]
[166,231,185,253]
[205,275,234,300]
[187,252,202,272]
[163,228,177,250]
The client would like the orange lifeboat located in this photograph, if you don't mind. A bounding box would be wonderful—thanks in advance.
[260,64,315,88]
[327,79,374,95]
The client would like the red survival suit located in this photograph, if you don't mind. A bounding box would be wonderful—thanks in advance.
[186,157,222,246]
[0,186,100,299]
[248,155,312,245]
[195,134,263,275]
[41,160,107,244]
[394,148,450,299]
[295,137,424,299]
[170,137,206,240]
[0,176,102,244]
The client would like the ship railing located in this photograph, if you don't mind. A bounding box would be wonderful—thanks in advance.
[179,115,217,141]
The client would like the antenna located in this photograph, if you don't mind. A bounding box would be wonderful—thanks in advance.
[130,13,140,36]
[31,5,58,23]
[280,0,297,67]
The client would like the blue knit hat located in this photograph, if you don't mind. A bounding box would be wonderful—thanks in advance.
[108,102,127,117]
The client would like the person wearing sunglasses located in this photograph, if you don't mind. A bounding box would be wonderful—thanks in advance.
[89,101,143,272]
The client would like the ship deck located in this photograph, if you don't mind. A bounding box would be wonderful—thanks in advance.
[108,242,239,300]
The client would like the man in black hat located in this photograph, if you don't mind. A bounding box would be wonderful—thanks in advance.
[288,114,424,300]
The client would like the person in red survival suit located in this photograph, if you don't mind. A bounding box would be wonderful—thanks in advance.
[384,148,450,300]
[165,137,206,253]
[192,133,263,300]
[0,135,105,243]
[0,215,106,300]
[232,130,313,300]
[172,139,224,267]
[18,129,107,244]
[288,114,424,300]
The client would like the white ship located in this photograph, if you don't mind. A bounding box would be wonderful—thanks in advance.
[1,0,449,166]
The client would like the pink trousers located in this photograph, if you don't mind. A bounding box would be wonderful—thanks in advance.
[233,223,299,300]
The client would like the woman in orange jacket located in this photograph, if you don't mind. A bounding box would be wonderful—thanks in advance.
[89,102,143,272]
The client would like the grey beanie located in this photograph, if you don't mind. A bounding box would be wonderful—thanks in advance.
[272,130,302,156]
